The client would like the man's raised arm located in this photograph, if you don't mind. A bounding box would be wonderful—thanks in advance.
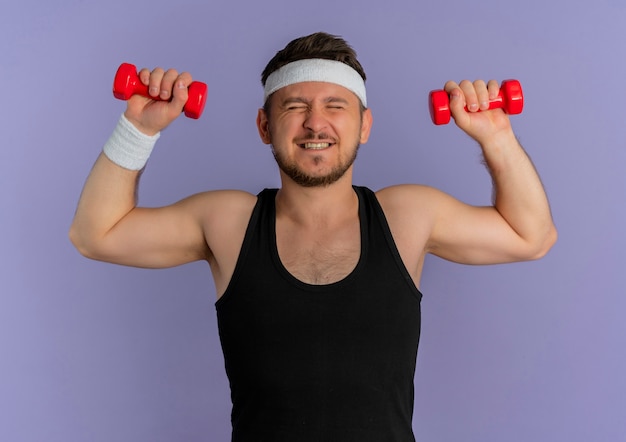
[69,67,210,268]
[426,79,557,264]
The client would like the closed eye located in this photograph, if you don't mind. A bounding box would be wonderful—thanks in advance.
[281,97,309,112]
[325,97,349,110]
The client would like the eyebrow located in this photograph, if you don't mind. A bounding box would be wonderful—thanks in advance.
[280,97,309,107]
[280,96,350,107]
[324,96,350,105]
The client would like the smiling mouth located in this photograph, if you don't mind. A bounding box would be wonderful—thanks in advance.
[299,142,334,150]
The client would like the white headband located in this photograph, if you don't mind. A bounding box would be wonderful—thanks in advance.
[263,58,367,107]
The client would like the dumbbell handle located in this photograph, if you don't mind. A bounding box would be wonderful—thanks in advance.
[112,63,208,119]
[429,79,523,125]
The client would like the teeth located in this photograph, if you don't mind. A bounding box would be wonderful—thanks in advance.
[304,142,331,150]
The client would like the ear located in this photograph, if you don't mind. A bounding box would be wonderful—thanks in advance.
[256,108,272,144]
[359,108,373,144]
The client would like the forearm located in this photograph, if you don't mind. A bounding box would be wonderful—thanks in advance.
[69,114,159,257]
[70,153,141,256]
[482,130,557,256]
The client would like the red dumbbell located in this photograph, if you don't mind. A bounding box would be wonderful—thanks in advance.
[429,79,523,125]
[112,63,208,119]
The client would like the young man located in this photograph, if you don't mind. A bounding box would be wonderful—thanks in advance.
[70,32,556,441]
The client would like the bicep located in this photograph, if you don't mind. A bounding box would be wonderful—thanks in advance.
[380,184,543,267]
[92,194,211,268]
[427,190,537,265]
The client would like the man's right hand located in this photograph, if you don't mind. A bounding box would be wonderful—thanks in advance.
[124,67,193,136]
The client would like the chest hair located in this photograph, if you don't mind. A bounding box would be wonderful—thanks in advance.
[276,223,361,285]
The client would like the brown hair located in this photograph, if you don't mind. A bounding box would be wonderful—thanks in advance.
[261,32,366,111]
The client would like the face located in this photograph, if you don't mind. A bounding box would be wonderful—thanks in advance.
[257,81,372,188]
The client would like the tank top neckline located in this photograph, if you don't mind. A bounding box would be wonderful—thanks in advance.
[267,186,369,292]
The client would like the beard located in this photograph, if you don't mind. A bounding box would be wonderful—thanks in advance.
[271,137,360,188]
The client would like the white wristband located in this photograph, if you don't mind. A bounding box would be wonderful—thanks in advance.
[103,114,160,170]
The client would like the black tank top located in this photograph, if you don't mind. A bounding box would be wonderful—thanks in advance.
[216,186,422,441]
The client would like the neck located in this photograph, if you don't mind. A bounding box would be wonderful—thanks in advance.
[276,173,358,228]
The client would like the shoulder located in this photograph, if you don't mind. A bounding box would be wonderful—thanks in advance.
[373,184,458,242]
[369,185,449,281]
[190,190,258,264]
[181,189,258,217]
[374,184,447,216]
[174,190,258,242]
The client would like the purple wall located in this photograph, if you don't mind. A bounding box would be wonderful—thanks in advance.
[2,1,624,440]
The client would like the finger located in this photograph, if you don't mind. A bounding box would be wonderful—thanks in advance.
[170,72,193,111]
[457,80,478,112]
[158,68,179,101]
[138,68,151,87]
[443,80,460,96]
[443,80,464,108]
[487,79,500,101]
[473,79,489,111]
[441,81,468,128]
[148,67,165,98]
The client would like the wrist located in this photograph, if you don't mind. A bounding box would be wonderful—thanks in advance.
[479,129,527,176]
[479,127,519,153]
[102,113,161,170]
[123,110,161,137]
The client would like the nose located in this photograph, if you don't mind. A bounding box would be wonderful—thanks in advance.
[303,107,329,133]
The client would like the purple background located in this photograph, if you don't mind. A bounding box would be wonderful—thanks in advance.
[2,1,624,441]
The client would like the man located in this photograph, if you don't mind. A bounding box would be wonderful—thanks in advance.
[70,32,556,441]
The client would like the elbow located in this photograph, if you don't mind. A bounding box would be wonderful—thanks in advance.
[68,225,91,258]
[528,223,558,260]
[68,224,103,261]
